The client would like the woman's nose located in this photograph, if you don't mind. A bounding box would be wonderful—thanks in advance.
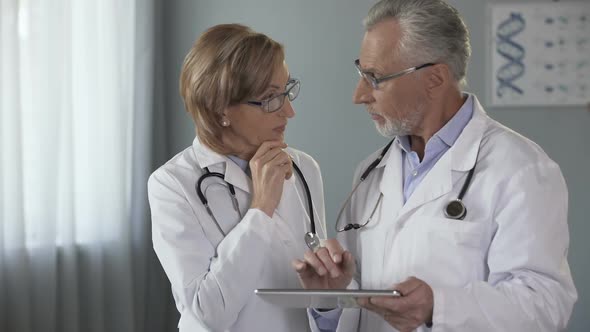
[280,99,295,118]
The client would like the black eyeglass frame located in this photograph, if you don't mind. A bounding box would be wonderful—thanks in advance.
[354,59,435,89]
[245,78,300,113]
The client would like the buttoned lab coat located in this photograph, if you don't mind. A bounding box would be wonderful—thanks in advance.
[148,138,326,332]
[318,96,577,332]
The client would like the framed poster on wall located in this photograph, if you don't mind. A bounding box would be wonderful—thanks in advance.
[488,1,590,106]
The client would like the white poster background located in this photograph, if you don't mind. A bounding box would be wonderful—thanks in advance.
[489,2,590,106]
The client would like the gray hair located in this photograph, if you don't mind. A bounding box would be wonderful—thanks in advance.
[364,0,471,87]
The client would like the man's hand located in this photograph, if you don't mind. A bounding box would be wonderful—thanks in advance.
[291,238,356,289]
[357,276,434,332]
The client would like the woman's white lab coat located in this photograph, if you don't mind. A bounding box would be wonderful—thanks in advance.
[325,96,577,332]
[148,138,326,332]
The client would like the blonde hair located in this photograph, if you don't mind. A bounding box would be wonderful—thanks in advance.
[180,24,285,154]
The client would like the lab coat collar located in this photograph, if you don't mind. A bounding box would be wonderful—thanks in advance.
[192,137,252,194]
[376,94,487,172]
[449,95,488,172]
[393,94,488,218]
[373,138,398,169]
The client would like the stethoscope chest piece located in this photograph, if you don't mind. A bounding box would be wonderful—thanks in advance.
[444,199,467,220]
[443,156,478,221]
[304,232,321,251]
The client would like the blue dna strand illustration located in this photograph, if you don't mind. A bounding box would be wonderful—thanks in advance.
[496,13,526,98]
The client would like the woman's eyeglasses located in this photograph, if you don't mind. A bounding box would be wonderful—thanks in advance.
[245,78,300,113]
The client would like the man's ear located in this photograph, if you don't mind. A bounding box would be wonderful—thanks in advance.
[425,64,447,90]
[425,64,456,100]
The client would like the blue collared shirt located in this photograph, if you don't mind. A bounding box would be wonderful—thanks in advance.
[227,155,249,172]
[311,94,474,330]
[399,94,474,202]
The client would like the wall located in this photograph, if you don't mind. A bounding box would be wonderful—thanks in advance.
[162,1,589,330]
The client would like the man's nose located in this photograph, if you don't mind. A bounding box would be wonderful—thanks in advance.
[353,78,373,105]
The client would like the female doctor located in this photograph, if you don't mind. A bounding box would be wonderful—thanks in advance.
[148,24,327,331]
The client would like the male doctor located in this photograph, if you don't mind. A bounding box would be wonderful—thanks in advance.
[293,0,577,331]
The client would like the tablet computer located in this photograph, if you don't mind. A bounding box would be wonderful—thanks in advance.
[254,289,402,308]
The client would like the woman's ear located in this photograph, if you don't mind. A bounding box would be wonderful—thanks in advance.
[220,110,231,127]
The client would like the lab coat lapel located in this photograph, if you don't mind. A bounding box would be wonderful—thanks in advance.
[223,162,252,194]
[378,141,404,222]
[273,175,309,251]
[363,142,404,288]
[192,138,252,194]
[398,150,453,219]
[451,97,488,172]
[396,96,488,219]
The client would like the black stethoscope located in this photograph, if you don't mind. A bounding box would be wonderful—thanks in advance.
[196,160,321,250]
[334,139,477,232]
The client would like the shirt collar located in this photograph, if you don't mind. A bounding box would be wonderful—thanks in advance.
[397,93,474,152]
[436,93,474,147]
[227,155,249,172]
[192,137,252,193]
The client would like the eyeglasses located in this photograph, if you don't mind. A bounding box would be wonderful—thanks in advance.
[245,78,300,113]
[354,59,435,89]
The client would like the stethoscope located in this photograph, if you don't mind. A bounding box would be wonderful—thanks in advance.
[196,161,321,251]
[334,138,477,232]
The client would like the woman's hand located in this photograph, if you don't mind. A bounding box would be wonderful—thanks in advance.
[249,141,293,217]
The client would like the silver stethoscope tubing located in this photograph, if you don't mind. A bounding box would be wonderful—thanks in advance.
[196,161,321,250]
[335,139,478,232]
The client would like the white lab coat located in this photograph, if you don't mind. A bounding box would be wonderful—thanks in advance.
[319,96,577,332]
[148,138,327,332]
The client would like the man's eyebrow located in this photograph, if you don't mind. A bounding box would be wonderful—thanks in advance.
[359,63,378,74]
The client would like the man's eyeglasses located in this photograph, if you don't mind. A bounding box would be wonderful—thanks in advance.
[354,59,435,89]
[245,78,300,113]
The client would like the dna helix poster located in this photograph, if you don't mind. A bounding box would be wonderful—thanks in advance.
[490,2,590,106]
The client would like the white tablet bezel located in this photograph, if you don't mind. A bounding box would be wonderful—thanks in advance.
[254,289,402,308]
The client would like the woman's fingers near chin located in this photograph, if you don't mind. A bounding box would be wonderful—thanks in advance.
[285,168,293,179]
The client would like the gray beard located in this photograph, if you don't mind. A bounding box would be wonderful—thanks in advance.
[372,103,425,138]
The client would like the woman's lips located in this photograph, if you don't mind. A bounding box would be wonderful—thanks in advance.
[273,125,286,133]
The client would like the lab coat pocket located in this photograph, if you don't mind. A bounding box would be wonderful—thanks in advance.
[424,217,486,249]
[411,216,487,287]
